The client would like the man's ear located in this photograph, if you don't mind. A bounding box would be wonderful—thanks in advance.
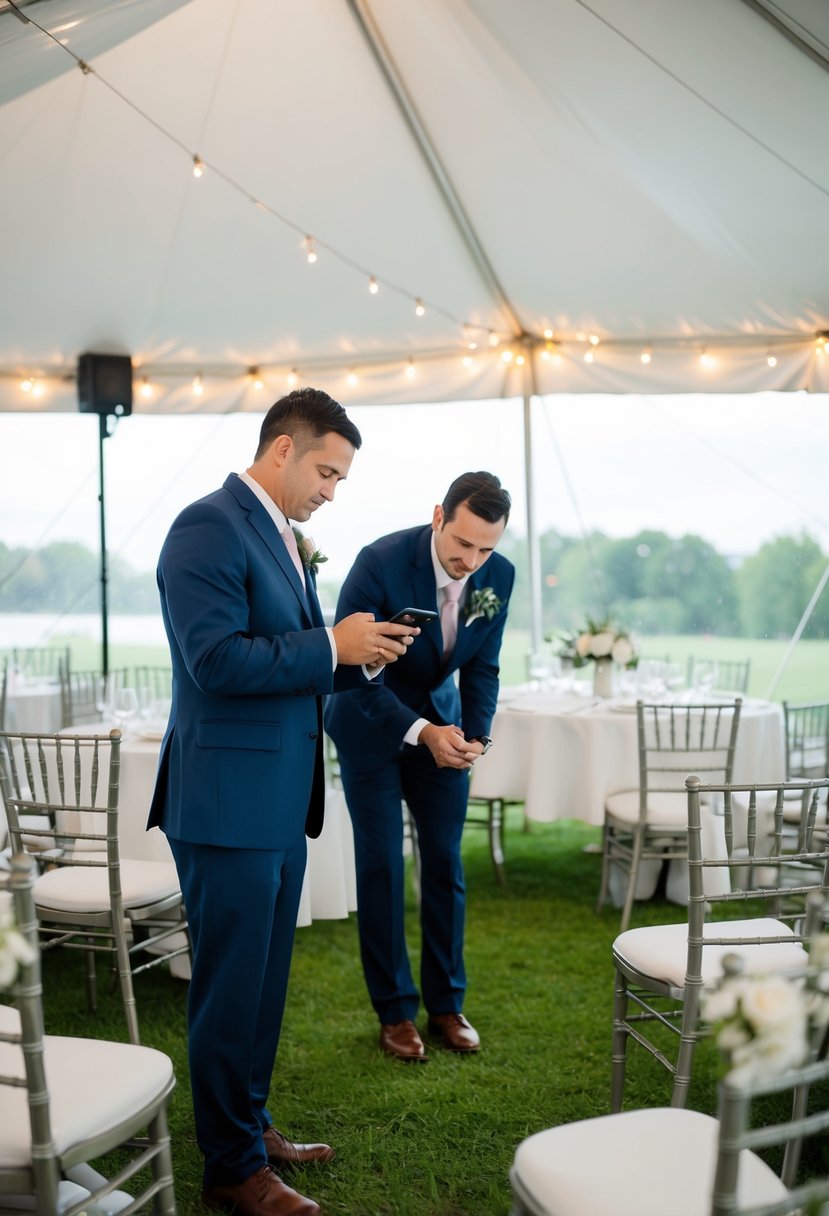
[270,434,293,467]
[431,504,444,532]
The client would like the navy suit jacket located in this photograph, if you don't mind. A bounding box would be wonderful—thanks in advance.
[148,474,365,849]
[324,524,514,772]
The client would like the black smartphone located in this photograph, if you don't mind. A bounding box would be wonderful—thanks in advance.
[388,608,439,627]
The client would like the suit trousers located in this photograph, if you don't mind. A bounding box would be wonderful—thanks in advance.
[168,834,307,1186]
[340,744,470,1024]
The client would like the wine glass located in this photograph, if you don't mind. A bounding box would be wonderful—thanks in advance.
[95,673,118,722]
[112,687,139,736]
[694,660,719,699]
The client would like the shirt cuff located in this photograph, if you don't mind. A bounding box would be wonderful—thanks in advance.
[362,662,383,680]
[325,626,337,672]
[404,717,431,748]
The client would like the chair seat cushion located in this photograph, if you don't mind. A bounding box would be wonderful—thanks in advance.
[0,1005,174,1167]
[33,859,181,914]
[511,1106,786,1216]
[605,789,689,827]
[614,918,808,989]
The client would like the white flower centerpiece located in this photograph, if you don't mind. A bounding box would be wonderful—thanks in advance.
[559,617,638,698]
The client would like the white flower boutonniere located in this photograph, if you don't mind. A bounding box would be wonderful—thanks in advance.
[292,528,328,576]
[0,890,36,991]
[464,586,503,626]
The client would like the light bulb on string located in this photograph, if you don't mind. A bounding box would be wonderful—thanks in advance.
[192,373,204,396]
[462,355,474,368]
[543,328,554,340]
[488,332,500,348]
[287,369,299,388]
[699,349,716,369]
[414,298,425,317]
[368,275,378,294]
[515,353,525,367]
[346,369,359,387]
[541,341,560,364]
[589,334,600,346]
[304,236,317,264]
[140,376,153,398]
[20,377,33,392]
[584,349,594,363]
[32,381,43,397]
[640,348,652,364]
[767,352,777,368]
[501,349,514,364]
[192,155,204,178]
[405,359,416,381]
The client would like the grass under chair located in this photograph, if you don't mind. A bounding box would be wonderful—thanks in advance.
[32,813,827,1214]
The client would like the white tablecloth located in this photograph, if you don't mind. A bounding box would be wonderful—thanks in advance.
[469,692,786,825]
[60,728,357,929]
[6,681,63,733]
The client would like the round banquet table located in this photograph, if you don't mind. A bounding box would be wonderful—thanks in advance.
[6,679,63,733]
[469,691,786,826]
[58,726,357,931]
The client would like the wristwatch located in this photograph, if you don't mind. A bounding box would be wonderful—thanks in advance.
[471,735,493,754]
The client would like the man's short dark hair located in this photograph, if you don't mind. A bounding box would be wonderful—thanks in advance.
[254,387,362,460]
[442,471,511,526]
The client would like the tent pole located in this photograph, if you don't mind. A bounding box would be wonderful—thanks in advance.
[523,358,542,659]
[765,560,829,699]
[97,414,110,677]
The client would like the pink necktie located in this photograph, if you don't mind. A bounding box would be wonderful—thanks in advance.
[281,525,305,583]
[441,580,463,653]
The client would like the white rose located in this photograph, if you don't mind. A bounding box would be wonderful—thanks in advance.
[702,984,743,1023]
[741,975,805,1034]
[575,632,593,658]
[590,631,614,658]
[300,537,316,561]
[611,636,633,665]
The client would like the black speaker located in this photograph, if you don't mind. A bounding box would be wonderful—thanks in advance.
[77,353,133,416]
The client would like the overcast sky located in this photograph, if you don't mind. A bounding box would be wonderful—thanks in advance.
[2,391,827,581]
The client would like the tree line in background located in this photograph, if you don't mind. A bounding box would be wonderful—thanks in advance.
[0,529,826,639]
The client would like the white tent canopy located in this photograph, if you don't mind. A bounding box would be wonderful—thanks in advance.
[1,0,828,414]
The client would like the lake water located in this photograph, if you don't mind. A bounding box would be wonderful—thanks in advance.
[0,613,168,648]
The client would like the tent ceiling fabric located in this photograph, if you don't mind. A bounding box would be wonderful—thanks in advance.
[1,0,828,413]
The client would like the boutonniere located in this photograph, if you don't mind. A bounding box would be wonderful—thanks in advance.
[292,528,328,576]
[464,586,503,625]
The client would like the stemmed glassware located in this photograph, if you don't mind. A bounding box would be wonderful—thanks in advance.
[112,687,139,736]
[694,660,719,698]
[95,674,118,722]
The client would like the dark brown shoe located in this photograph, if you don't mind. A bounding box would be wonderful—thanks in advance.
[264,1125,335,1166]
[379,1018,428,1061]
[202,1164,320,1215]
[427,1012,481,1053]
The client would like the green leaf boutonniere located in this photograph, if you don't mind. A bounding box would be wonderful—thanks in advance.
[464,586,503,625]
[292,528,328,576]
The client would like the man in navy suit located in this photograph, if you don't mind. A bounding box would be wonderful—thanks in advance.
[325,472,514,1061]
[149,388,413,1216]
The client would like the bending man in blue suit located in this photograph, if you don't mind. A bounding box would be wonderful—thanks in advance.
[325,472,514,1062]
[149,388,413,1216]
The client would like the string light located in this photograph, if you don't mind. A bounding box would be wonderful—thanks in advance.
[248,367,264,390]
[405,358,416,380]
[515,353,525,367]
[140,376,153,398]
[640,348,652,364]
[488,332,500,348]
[414,298,425,317]
[766,353,777,368]
[543,328,554,340]
[346,369,358,387]
[192,373,204,396]
[700,349,714,369]
[501,349,513,363]
[368,275,378,294]
[462,354,473,368]
[463,324,478,350]
[287,368,299,388]
[589,334,600,346]
[20,377,33,392]
[584,349,594,363]
[304,236,317,264]
[31,381,43,397]
[192,155,204,178]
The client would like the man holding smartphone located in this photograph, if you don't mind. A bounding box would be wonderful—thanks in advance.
[324,471,514,1061]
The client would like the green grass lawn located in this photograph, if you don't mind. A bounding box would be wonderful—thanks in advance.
[31,817,727,1215]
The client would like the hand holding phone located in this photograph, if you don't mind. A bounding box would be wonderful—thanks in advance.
[388,608,439,627]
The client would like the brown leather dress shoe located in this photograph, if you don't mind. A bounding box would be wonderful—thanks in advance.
[202,1164,320,1215]
[427,1012,481,1053]
[264,1125,335,1166]
[379,1018,429,1061]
